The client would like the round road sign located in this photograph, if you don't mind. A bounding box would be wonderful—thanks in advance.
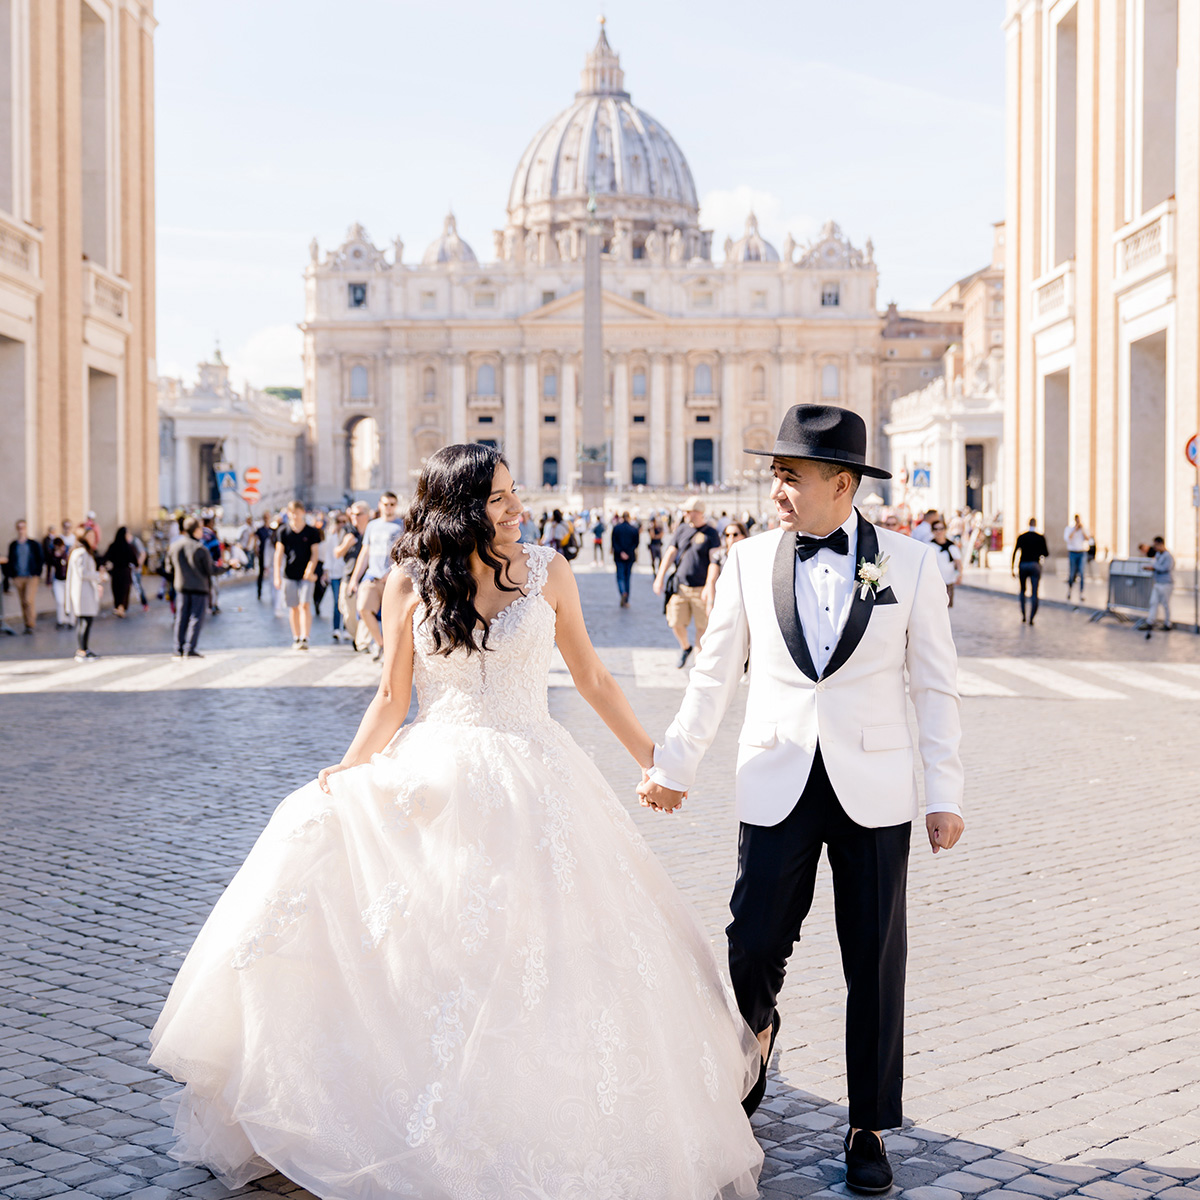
[243,486,261,504]
[244,466,263,485]
[1186,435,1199,468]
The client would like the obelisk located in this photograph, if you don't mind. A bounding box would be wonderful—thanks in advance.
[578,192,606,511]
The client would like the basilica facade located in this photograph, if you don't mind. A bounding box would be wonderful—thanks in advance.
[301,25,882,501]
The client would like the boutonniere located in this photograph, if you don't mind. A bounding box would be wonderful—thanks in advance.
[857,553,891,601]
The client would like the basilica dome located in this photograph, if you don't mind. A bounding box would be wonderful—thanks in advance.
[505,23,700,241]
[422,212,477,266]
[725,213,780,263]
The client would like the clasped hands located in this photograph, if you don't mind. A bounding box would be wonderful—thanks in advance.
[637,770,685,814]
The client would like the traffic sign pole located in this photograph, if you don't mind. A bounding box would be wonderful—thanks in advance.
[1189,436,1199,634]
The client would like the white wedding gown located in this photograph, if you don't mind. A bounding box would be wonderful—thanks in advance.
[149,543,763,1199]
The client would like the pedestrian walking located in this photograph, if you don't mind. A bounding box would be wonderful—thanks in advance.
[129,530,149,610]
[540,509,572,555]
[274,500,322,651]
[254,512,276,600]
[3,519,44,633]
[647,515,664,573]
[46,537,71,627]
[1064,514,1090,603]
[200,519,223,614]
[930,519,963,606]
[65,526,106,659]
[346,492,404,659]
[102,527,139,618]
[1012,518,1050,625]
[591,514,606,565]
[610,510,640,607]
[653,497,721,668]
[702,520,748,615]
[310,511,329,619]
[518,509,539,544]
[322,511,348,642]
[168,516,214,658]
[335,501,369,648]
[1137,537,1174,634]
[911,509,939,544]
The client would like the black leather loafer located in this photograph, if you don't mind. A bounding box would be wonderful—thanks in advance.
[741,1009,780,1117]
[844,1129,893,1194]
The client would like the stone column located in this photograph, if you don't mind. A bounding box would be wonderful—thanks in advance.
[780,350,797,418]
[391,350,415,494]
[522,353,540,488]
[649,353,668,485]
[612,355,630,489]
[503,353,520,470]
[720,351,739,486]
[670,355,686,484]
[450,355,467,443]
[314,351,338,497]
[560,358,577,492]
[174,436,191,507]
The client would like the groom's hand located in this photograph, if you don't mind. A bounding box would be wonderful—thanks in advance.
[637,774,686,813]
[926,811,964,853]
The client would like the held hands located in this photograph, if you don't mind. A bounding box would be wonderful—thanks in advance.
[637,769,686,813]
[925,811,964,854]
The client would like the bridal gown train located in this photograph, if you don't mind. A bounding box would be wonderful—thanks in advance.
[149,543,763,1200]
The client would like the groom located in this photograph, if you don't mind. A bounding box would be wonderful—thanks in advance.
[639,404,964,1194]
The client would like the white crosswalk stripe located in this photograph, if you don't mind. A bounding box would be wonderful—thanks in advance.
[1,643,1197,702]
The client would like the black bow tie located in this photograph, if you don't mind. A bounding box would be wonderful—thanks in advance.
[795,528,850,562]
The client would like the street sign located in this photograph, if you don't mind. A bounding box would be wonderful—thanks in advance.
[1186,435,1198,467]
[243,486,261,505]
[244,466,263,485]
[215,469,237,492]
[911,464,931,489]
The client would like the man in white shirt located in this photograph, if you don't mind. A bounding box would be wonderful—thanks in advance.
[1063,514,1090,602]
[638,404,964,1195]
[346,491,404,659]
[910,508,939,543]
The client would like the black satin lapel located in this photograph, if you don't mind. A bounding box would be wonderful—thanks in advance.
[821,511,878,680]
[772,531,818,682]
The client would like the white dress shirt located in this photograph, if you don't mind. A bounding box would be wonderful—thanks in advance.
[794,512,858,677]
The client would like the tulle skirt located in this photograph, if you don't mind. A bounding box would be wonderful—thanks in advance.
[149,717,763,1199]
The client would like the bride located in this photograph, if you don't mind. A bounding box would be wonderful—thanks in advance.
[149,444,763,1199]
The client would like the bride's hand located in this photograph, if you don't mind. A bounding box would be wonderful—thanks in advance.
[317,763,353,794]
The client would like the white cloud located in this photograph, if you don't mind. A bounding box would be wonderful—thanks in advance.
[228,324,304,390]
[698,186,820,259]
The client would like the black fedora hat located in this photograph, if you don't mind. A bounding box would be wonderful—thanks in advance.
[746,404,891,480]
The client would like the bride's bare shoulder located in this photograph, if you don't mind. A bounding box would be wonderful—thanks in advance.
[384,563,420,609]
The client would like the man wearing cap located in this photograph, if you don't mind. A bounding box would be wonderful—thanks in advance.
[639,404,964,1194]
[652,496,722,668]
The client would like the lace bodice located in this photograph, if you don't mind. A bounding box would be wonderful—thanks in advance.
[410,543,557,733]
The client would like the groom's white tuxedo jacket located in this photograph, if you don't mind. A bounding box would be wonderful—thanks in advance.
[653,511,964,828]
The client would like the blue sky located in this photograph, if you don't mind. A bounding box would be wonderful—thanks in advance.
[155,0,1005,389]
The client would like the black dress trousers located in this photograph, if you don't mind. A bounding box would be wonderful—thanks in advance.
[726,745,911,1131]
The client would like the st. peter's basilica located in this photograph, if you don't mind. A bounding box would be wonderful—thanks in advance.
[301,23,891,501]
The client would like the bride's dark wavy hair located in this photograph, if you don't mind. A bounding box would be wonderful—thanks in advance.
[392,443,520,656]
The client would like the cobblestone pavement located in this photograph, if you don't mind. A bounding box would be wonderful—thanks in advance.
[1,566,1198,1200]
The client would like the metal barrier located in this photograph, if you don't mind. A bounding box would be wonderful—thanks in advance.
[1090,558,1155,624]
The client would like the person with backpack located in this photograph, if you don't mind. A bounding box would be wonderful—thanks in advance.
[540,509,572,556]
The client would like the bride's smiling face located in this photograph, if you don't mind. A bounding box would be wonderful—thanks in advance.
[486,464,524,545]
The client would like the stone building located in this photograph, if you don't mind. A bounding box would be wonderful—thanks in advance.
[885,223,1006,519]
[301,24,882,503]
[158,352,303,517]
[1005,0,1199,562]
[0,0,157,534]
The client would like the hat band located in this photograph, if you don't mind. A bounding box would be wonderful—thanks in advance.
[771,441,866,465]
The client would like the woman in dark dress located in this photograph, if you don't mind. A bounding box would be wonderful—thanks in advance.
[103,526,138,617]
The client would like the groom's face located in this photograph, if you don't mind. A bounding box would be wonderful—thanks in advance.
[770,457,846,535]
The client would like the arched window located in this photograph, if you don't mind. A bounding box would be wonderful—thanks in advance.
[423,366,436,399]
[350,364,368,399]
[693,363,713,395]
[542,456,559,487]
[751,364,766,396]
[632,369,647,397]
[346,416,381,492]
[475,363,496,395]
[821,364,840,398]
[631,456,648,486]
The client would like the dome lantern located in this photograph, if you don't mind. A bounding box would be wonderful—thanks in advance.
[578,18,627,98]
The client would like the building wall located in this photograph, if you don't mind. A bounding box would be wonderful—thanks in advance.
[1005,0,1197,563]
[0,0,156,537]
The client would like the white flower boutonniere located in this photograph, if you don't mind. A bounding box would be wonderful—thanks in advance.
[857,552,891,601]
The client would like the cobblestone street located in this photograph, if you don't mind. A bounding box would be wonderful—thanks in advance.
[1,566,1198,1200]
